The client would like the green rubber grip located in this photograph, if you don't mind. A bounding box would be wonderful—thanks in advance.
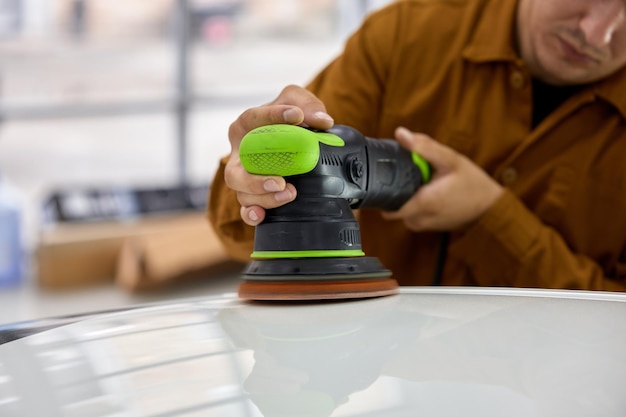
[239,124,344,177]
[412,152,431,183]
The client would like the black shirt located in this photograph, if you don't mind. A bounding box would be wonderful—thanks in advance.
[532,78,583,128]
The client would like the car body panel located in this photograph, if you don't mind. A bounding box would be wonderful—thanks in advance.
[1,287,625,416]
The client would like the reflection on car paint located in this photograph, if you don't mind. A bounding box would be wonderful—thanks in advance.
[1,290,626,416]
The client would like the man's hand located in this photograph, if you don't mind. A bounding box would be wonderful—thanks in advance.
[225,85,334,226]
[382,127,503,231]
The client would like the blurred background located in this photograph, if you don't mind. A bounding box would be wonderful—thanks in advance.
[0,0,393,324]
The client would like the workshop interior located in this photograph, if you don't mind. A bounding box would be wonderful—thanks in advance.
[0,0,394,324]
[4,2,626,417]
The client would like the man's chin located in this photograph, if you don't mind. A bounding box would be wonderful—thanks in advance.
[534,65,601,86]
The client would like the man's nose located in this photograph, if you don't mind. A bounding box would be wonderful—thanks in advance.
[580,0,626,47]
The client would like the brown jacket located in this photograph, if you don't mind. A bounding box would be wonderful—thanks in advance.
[209,0,626,291]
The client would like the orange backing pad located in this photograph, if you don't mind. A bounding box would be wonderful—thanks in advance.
[238,278,399,301]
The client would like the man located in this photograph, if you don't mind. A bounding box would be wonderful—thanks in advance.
[209,0,626,290]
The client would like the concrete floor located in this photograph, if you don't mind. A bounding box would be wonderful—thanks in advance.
[0,37,341,325]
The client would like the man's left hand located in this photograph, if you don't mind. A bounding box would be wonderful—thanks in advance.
[382,127,504,231]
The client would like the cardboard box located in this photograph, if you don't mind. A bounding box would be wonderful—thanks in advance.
[36,211,235,289]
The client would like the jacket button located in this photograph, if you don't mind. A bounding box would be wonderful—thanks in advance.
[501,167,518,185]
[510,71,525,89]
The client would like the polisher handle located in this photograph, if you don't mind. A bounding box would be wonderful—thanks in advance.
[239,124,431,187]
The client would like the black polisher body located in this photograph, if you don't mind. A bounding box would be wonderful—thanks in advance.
[237,125,429,299]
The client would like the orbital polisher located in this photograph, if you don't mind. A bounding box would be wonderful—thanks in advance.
[237,124,430,301]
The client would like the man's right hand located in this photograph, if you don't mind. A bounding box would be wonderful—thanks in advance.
[225,85,334,226]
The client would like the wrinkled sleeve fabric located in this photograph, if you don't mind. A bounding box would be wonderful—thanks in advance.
[208,156,255,262]
[306,7,400,132]
[450,190,626,291]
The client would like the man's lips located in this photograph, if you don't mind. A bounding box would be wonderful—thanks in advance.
[556,37,601,65]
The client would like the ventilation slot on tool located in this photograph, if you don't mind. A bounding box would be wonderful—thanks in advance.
[320,152,343,166]
[339,228,361,247]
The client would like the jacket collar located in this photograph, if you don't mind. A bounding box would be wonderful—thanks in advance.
[462,0,626,119]
[461,0,521,63]
[594,67,626,119]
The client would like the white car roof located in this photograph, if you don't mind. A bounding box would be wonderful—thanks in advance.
[1,287,625,416]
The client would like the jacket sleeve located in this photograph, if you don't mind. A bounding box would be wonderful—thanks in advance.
[307,5,401,133]
[208,156,255,263]
[449,189,626,291]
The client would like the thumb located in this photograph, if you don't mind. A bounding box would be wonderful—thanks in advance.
[275,85,334,130]
[394,126,456,172]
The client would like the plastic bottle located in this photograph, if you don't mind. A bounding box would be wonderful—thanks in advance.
[0,173,24,287]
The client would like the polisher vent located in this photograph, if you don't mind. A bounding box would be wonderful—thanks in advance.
[320,152,343,166]
[339,228,361,247]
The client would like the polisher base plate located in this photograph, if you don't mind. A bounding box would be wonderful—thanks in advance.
[238,257,399,301]
[238,278,399,301]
